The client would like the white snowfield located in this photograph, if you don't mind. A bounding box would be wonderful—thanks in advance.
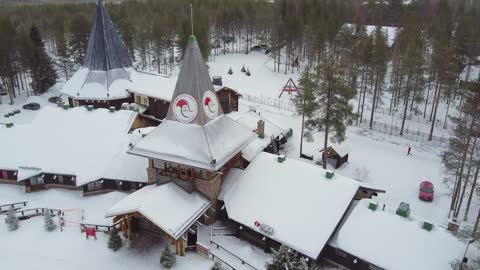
[330,199,466,270]
[224,152,360,259]
[129,116,256,171]
[61,67,134,100]
[105,183,211,239]
[0,106,148,186]
[342,23,399,47]
[228,110,291,162]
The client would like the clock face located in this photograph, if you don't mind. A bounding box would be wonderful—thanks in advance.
[202,91,219,119]
[172,94,198,123]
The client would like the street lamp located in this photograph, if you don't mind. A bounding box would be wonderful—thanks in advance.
[458,239,476,270]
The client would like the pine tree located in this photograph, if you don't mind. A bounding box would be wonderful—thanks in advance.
[5,206,19,231]
[69,14,90,66]
[44,210,56,232]
[266,245,309,270]
[211,260,224,270]
[160,245,176,269]
[108,228,123,252]
[29,25,57,95]
[295,56,355,169]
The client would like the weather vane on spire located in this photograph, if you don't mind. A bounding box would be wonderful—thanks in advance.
[190,3,194,35]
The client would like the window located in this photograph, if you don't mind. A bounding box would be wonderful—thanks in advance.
[30,176,44,185]
[134,94,141,104]
[142,96,149,107]
[73,99,79,107]
[58,175,64,184]
[153,159,163,169]
[181,168,186,175]
[88,181,103,190]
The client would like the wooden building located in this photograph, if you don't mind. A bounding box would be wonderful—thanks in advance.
[325,199,466,270]
[61,1,135,109]
[319,146,350,169]
[215,86,241,113]
[0,106,149,196]
[129,78,242,123]
[109,34,255,255]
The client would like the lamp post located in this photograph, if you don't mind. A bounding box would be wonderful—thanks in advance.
[458,239,476,270]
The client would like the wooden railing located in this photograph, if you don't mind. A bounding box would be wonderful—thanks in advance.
[210,239,258,270]
[0,201,28,213]
[5,208,62,220]
[80,223,115,232]
[210,227,258,270]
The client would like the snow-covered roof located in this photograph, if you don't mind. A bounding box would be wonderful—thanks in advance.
[330,199,465,270]
[0,106,148,186]
[105,183,211,239]
[128,73,239,103]
[218,168,244,201]
[342,23,399,47]
[224,152,359,258]
[129,71,178,102]
[460,65,480,83]
[61,67,133,100]
[128,116,256,171]
[228,111,291,162]
[61,1,133,101]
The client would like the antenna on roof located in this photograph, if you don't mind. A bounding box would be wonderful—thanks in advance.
[190,3,194,35]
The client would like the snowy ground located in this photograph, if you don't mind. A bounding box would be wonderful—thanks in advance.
[0,185,213,270]
[0,52,479,269]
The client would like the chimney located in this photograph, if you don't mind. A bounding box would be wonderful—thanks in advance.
[257,120,265,139]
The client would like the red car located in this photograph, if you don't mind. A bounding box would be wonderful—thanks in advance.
[419,181,434,201]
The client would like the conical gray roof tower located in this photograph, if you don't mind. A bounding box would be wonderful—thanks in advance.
[61,0,133,100]
[166,35,223,125]
[129,35,255,171]
[84,0,131,71]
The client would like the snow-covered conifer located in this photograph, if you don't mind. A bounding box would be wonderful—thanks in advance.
[108,228,123,251]
[5,206,19,231]
[160,245,176,269]
[211,260,224,270]
[44,210,57,232]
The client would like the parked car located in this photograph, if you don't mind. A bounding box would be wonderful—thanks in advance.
[48,96,63,104]
[22,102,41,110]
[419,181,434,201]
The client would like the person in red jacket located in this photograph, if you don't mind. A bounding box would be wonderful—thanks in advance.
[407,146,412,156]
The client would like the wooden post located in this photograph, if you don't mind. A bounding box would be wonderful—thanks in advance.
[180,239,186,256]
[174,239,179,255]
[127,215,132,240]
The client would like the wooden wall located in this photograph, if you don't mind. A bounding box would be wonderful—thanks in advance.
[148,98,170,119]
[217,88,239,114]
[68,96,133,110]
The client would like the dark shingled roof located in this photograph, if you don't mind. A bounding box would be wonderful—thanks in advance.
[83,0,131,71]
[166,35,224,125]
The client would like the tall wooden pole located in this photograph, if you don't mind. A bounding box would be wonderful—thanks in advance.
[299,97,305,158]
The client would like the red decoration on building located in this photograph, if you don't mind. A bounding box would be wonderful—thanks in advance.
[1,170,7,179]
[254,221,260,227]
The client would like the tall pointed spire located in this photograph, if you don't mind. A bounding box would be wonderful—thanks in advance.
[61,0,134,101]
[166,35,223,125]
[84,0,131,71]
